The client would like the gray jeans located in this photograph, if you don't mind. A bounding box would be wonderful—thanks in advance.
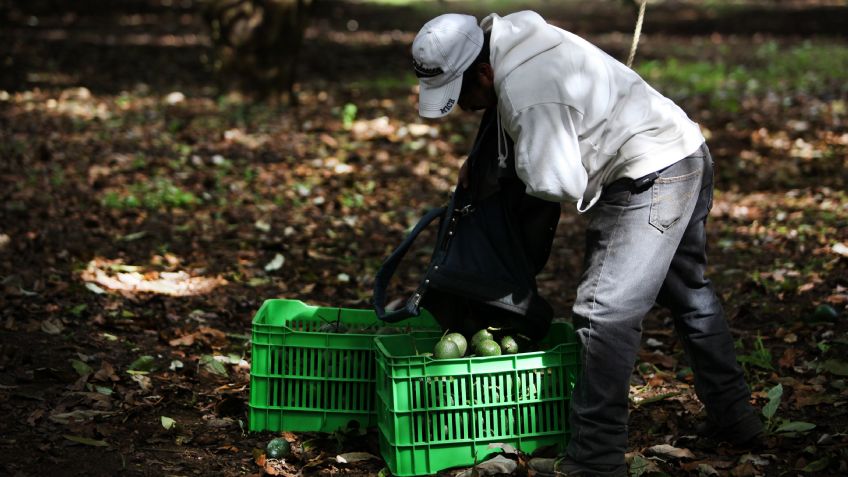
[566,143,755,466]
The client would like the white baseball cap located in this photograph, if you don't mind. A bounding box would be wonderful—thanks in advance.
[412,14,483,118]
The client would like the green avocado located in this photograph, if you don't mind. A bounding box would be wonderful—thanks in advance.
[266,437,291,459]
[471,329,494,346]
[814,304,839,320]
[475,339,502,357]
[444,332,468,356]
[500,336,519,354]
[434,339,462,359]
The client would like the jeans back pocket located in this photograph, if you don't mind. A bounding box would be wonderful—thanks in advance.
[649,168,701,233]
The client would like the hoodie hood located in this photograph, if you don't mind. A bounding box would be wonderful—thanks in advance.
[480,11,563,90]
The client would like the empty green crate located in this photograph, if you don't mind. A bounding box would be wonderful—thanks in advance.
[249,299,441,433]
[375,323,579,476]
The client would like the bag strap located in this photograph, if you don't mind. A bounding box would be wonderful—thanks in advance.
[372,206,446,322]
[372,108,496,323]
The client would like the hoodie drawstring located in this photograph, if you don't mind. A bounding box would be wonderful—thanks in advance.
[496,110,508,168]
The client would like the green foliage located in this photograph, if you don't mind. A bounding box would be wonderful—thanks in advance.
[750,265,801,295]
[349,72,417,93]
[339,181,377,209]
[762,383,782,422]
[755,41,848,94]
[639,58,747,96]
[628,454,651,477]
[128,355,156,373]
[102,178,199,210]
[801,457,831,473]
[637,58,747,112]
[339,190,365,209]
[115,92,133,109]
[342,103,358,129]
[762,384,816,435]
[69,304,88,317]
[130,155,147,170]
[70,359,93,377]
[243,166,257,183]
[200,355,229,376]
[161,416,177,430]
[635,41,848,112]
[736,334,773,371]
[819,359,848,376]
[50,166,66,187]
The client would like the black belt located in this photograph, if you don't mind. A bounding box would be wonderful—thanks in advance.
[604,165,670,195]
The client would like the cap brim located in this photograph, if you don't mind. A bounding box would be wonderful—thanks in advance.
[418,74,462,118]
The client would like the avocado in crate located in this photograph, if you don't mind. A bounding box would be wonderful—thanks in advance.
[248,299,441,433]
[374,322,579,477]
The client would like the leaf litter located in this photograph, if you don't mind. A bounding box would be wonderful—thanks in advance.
[1,2,847,476]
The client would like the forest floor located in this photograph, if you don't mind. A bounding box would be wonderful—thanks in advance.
[1,1,847,476]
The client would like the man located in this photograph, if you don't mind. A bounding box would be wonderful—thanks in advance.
[411,11,762,477]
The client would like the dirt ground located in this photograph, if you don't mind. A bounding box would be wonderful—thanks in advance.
[1,1,847,476]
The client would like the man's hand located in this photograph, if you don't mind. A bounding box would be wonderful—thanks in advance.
[459,157,470,188]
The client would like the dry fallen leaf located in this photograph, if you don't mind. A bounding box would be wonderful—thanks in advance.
[49,409,117,424]
[731,461,757,477]
[779,348,799,368]
[27,408,45,426]
[335,452,379,463]
[41,318,64,335]
[169,332,196,347]
[646,444,696,460]
[264,458,289,476]
[253,447,266,466]
[93,361,120,382]
[131,374,152,392]
[832,242,848,257]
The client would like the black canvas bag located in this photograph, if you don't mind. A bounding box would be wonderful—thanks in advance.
[372,108,561,341]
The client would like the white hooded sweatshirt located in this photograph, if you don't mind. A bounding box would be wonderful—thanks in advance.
[482,11,705,212]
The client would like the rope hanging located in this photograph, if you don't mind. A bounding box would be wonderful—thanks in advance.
[626,0,648,68]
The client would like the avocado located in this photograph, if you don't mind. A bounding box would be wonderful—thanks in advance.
[471,329,494,347]
[814,304,839,320]
[266,437,291,459]
[444,332,468,356]
[434,339,462,359]
[500,336,519,354]
[475,339,502,357]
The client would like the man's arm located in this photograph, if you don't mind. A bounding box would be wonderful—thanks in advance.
[506,103,587,203]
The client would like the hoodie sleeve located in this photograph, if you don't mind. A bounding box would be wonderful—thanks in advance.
[505,102,587,203]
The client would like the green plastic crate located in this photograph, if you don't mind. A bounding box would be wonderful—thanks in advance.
[375,323,579,476]
[249,299,441,433]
